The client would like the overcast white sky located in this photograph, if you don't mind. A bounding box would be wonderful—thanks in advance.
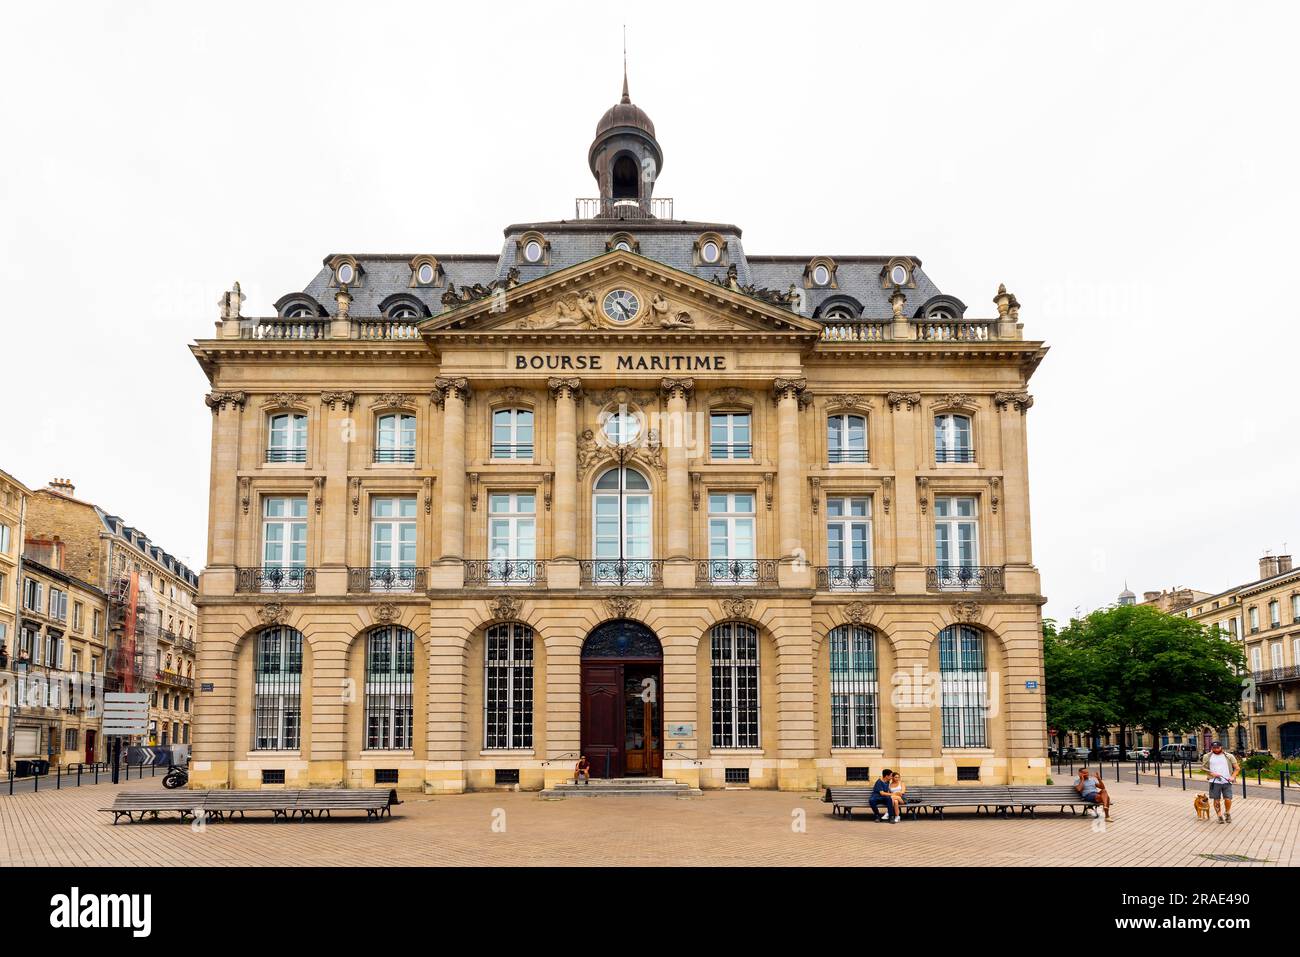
[3,1,1296,622]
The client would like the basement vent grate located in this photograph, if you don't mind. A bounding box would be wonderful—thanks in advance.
[846,767,872,782]
[261,769,286,785]
[495,769,520,785]
[724,768,750,785]
[374,769,399,785]
[956,766,981,782]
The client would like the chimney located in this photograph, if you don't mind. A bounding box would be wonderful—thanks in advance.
[1279,555,1294,574]
[1143,591,1161,603]
[1260,554,1280,579]
[47,477,75,497]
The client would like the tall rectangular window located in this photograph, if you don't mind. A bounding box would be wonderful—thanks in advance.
[1271,642,1285,670]
[370,496,417,590]
[1270,600,1281,628]
[23,578,42,612]
[488,493,537,584]
[266,413,307,463]
[825,496,873,589]
[1250,646,1262,672]
[375,413,417,463]
[934,414,974,463]
[934,496,979,588]
[365,626,414,750]
[829,625,877,748]
[484,623,534,749]
[254,627,303,750]
[492,409,534,460]
[1249,607,1260,633]
[262,496,308,592]
[0,523,10,553]
[711,621,760,748]
[939,624,987,748]
[709,412,752,459]
[49,588,68,622]
[707,493,757,584]
[827,414,867,463]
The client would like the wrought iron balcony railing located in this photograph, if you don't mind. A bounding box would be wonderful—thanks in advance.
[816,565,895,592]
[266,447,307,463]
[580,559,663,587]
[235,566,316,594]
[490,443,534,460]
[926,565,1004,593]
[464,560,547,587]
[574,197,674,221]
[827,448,868,464]
[348,566,426,593]
[935,448,976,463]
[709,443,753,459]
[1253,665,1300,686]
[696,559,779,586]
[373,447,416,464]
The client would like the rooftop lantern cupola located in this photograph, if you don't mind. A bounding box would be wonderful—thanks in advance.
[588,60,663,219]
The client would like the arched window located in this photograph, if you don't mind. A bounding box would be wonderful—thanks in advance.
[710,621,760,748]
[365,626,414,750]
[829,625,878,748]
[934,413,974,463]
[612,154,639,199]
[492,408,534,459]
[593,467,651,566]
[939,625,987,748]
[375,413,416,463]
[485,622,533,749]
[254,626,303,750]
[827,413,867,463]
[285,304,315,319]
[267,413,307,463]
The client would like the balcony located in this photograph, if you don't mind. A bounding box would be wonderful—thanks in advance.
[820,322,891,343]
[816,565,895,593]
[926,565,1004,593]
[348,566,426,593]
[913,320,997,342]
[266,447,307,464]
[240,318,329,340]
[709,443,752,460]
[574,197,674,221]
[159,671,194,690]
[935,448,977,464]
[818,319,1003,343]
[235,566,316,594]
[464,560,547,587]
[490,443,534,460]
[580,560,663,587]
[696,559,779,587]
[1253,665,1300,687]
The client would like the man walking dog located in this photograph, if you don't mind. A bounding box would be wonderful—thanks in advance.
[1201,741,1239,823]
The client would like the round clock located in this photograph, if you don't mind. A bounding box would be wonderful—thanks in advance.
[602,288,641,323]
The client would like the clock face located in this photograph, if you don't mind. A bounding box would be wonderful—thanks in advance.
[602,288,641,323]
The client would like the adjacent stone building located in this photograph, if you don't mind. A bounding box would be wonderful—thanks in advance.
[190,74,1049,792]
[0,469,32,770]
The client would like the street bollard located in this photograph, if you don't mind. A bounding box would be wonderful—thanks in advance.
[76,764,81,787]
[1281,769,1288,805]
[7,770,12,796]
[56,764,61,790]
[1180,762,1186,790]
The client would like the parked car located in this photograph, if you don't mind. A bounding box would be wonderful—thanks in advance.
[1157,744,1201,763]
[1063,746,1093,761]
[1099,745,1122,760]
[1126,747,1151,760]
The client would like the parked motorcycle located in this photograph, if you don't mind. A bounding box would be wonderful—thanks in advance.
[162,764,189,789]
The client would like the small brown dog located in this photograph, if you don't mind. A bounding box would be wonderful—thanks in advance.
[1194,793,1211,820]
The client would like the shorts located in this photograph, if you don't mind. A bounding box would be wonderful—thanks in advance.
[1083,792,1102,803]
[1208,781,1233,800]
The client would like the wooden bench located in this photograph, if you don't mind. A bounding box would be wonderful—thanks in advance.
[902,786,1015,818]
[292,788,400,819]
[822,786,879,818]
[203,790,299,820]
[1008,785,1101,817]
[101,792,206,824]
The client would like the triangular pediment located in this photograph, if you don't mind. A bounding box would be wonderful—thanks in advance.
[419,251,824,338]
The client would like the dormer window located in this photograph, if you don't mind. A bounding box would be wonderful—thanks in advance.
[525,241,542,262]
[890,264,908,286]
[517,231,550,265]
[695,232,726,267]
[881,257,916,289]
[389,304,419,320]
[805,257,837,289]
[813,265,831,286]
[337,262,355,285]
[418,263,434,283]
[286,304,314,319]
[607,232,639,254]
[702,240,720,263]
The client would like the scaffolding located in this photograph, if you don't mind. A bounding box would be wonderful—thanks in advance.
[106,547,160,698]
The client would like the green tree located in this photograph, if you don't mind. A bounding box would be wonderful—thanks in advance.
[1052,605,1245,751]
[1043,618,1115,752]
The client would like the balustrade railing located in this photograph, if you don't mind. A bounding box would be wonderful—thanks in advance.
[575,197,674,221]
[913,320,995,342]
[579,559,663,587]
[925,565,1004,592]
[816,565,895,592]
[352,319,420,340]
[235,566,316,594]
[820,322,891,342]
[1253,665,1300,686]
[348,566,426,593]
[464,560,546,587]
[240,319,329,340]
[696,559,779,586]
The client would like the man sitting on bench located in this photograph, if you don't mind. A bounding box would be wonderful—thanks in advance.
[870,769,897,823]
[1074,768,1111,820]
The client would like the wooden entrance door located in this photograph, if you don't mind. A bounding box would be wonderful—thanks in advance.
[580,660,663,777]
[580,662,621,778]
[622,664,663,776]
[85,729,97,765]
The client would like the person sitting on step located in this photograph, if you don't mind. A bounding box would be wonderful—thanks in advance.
[574,755,591,786]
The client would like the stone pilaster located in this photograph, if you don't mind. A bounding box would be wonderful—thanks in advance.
[317,391,355,596]
[203,391,246,594]
[886,391,924,593]
[548,377,582,588]
[772,378,808,587]
[431,377,470,587]
[661,377,695,588]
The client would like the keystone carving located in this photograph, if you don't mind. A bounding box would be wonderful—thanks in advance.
[257,602,289,626]
[719,596,755,620]
[372,392,413,410]
[489,595,522,621]
[261,392,304,408]
[952,600,982,624]
[373,602,400,625]
[603,596,640,620]
[844,601,872,626]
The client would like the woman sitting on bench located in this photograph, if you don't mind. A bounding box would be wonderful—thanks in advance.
[888,772,907,818]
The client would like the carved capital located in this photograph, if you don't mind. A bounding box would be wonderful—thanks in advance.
[719,596,755,620]
[489,595,522,622]
[603,595,640,620]
[952,600,983,624]
[994,391,1034,414]
[886,391,921,412]
[320,390,356,412]
[660,377,695,403]
[430,376,471,406]
[547,376,583,402]
[772,377,809,407]
[205,391,246,414]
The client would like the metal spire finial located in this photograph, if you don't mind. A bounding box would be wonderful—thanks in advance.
[621,26,630,103]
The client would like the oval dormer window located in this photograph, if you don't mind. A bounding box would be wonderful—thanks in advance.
[417,262,435,284]
[890,264,908,286]
[524,240,543,263]
[337,262,355,285]
[813,264,831,286]
[701,240,720,264]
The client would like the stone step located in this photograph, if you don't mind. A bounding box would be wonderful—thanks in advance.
[540,778,702,799]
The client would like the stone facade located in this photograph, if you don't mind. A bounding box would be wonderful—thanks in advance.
[0,469,32,770]
[189,80,1049,793]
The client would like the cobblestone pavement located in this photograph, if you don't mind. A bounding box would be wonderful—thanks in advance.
[1,776,1296,867]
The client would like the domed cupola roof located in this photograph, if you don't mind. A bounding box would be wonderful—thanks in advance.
[596,71,655,139]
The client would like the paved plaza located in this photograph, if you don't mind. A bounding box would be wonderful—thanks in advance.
[1,777,1297,867]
